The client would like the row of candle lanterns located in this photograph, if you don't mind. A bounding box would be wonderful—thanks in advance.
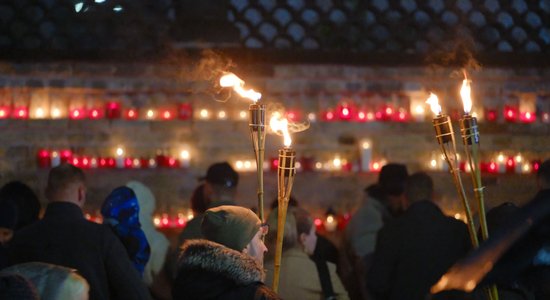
[37,147,541,174]
[321,102,546,123]
[37,148,191,169]
[1,100,546,124]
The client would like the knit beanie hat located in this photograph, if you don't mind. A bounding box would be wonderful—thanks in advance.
[201,205,261,251]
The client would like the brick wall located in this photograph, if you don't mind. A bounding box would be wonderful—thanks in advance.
[0,62,548,219]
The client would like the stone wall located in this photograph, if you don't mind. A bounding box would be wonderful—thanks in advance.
[0,62,548,219]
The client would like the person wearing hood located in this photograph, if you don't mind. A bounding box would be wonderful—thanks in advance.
[126,181,170,299]
[172,205,280,300]
[101,186,151,277]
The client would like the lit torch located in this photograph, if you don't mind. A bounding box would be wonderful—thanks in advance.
[458,73,499,300]
[219,73,266,223]
[427,93,479,248]
[270,112,296,292]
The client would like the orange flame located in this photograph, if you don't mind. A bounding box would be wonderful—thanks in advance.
[426,93,442,115]
[460,73,472,114]
[219,72,261,102]
[270,112,292,147]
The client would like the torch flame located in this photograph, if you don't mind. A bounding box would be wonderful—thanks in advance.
[219,72,262,102]
[270,112,292,147]
[426,93,442,115]
[460,75,472,114]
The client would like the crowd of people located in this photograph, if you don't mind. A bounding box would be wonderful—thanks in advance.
[0,158,549,300]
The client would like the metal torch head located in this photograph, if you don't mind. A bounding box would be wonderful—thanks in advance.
[249,103,266,132]
[459,115,480,145]
[432,115,454,144]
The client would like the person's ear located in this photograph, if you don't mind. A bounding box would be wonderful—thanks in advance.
[77,185,86,204]
[299,232,307,246]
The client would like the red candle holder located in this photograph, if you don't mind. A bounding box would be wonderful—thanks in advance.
[80,156,91,169]
[178,103,193,120]
[106,102,121,119]
[160,109,176,121]
[504,105,518,122]
[285,110,301,122]
[519,112,536,123]
[506,156,516,173]
[377,105,393,121]
[60,149,72,163]
[37,149,51,168]
[69,108,86,120]
[486,109,498,122]
[487,162,498,173]
[322,109,335,122]
[270,157,278,172]
[393,109,409,122]
[12,106,29,119]
[167,157,179,168]
[125,108,139,120]
[71,157,81,168]
[0,106,11,119]
[356,110,368,122]
[124,158,133,169]
[88,108,104,120]
[337,103,354,121]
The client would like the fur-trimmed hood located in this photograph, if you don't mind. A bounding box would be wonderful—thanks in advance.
[177,239,264,284]
[173,239,268,299]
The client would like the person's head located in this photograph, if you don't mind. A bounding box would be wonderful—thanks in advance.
[374,163,409,215]
[201,205,267,266]
[0,199,17,244]
[126,181,156,230]
[269,195,298,210]
[201,162,239,204]
[45,164,86,207]
[405,172,434,205]
[101,186,140,228]
[0,262,89,300]
[537,159,550,190]
[0,181,40,230]
[190,184,209,216]
[292,207,317,256]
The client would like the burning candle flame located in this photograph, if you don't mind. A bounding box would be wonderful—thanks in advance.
[219,73,262,102]
[460,76,473,114]
[426,93,442,115]
[270,112,292,147]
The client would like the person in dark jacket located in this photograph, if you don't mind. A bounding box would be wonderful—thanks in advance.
[0,181,41,231]
[7,164,151,300]
[172,205,280,300]
[367,172,471,300]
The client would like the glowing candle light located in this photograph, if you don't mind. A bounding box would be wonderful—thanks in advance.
[115,147,125,168]
[51,151,61,167]
[51,107,61,119]
[180,150,190,168]
[324,214,338,232]
[199,109,209,119]
[360,140,372,172]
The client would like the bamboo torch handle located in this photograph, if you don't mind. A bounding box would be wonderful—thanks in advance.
[272,201,288,292]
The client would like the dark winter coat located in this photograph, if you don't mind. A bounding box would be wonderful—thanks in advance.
[367,200,471,300]
[172,239,280,300]
[7,202,151,300]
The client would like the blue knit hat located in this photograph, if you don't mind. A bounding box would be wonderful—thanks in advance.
[0,200,17,230]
